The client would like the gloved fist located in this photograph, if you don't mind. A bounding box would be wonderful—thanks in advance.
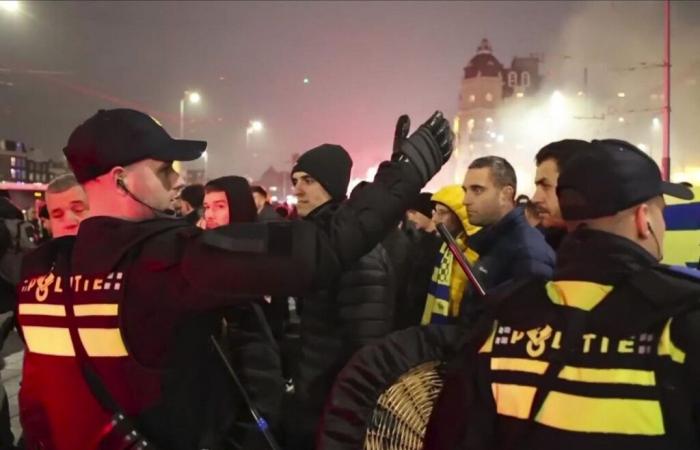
[396,111,454,184]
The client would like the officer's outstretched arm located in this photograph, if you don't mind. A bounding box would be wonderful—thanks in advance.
[326,111,453,268]
[180,220,339,299]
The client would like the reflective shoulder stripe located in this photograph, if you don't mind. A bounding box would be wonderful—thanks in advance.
[545,280,613,311]
[18,304,66,317]
[74,304,119,317]
[78,328,128,357]
[22,326,75,356]
[536,391,665,436]
[658,318,686,364]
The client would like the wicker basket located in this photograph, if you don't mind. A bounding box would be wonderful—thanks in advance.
[363,361,445,450]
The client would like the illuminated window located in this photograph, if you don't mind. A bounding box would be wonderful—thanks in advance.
[485,92,493,102]
[469,94,476,103]
[521,72,531,87]
[508,72,517,87]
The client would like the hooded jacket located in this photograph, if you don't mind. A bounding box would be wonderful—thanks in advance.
[421,185,480,324]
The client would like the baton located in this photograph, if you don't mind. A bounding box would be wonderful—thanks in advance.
[210,335,283,450]
[436,223,486,297]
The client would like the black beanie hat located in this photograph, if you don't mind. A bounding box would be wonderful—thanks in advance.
[291,144,353,201]
[408,192,434,218]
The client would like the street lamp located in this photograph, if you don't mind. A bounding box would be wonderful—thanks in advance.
[0,1,20,14]
[179,90,201,138]
[246,120,264,152]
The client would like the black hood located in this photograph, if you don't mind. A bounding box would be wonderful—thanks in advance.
[205,176,257,224]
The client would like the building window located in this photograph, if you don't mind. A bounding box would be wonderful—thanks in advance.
[508,71,518,87]
[469,94,476,103]
[521,71,531,87]
[485,92,493,102]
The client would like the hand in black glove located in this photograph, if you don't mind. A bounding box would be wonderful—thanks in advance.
[396,111,454,184]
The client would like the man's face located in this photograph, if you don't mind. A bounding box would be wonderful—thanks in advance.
[126,159,181,217]
[406,210,435,233]
[252,192,266,212]
[532,159,564,228]
[46,185,89,237]
[292,171,331,218]
[432,204,463,236]
[463,167,512,227]
[203,191,229,229]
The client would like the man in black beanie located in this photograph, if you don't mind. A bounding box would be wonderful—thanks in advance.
[285,144,398,448]
[291,143,352,217]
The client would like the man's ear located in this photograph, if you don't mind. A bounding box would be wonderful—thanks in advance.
[634,203,651,239]
[501,185,515,206]
[110,167,127,194]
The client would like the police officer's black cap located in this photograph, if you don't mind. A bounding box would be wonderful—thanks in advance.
[557,139,694,220]
[63,109,206,183]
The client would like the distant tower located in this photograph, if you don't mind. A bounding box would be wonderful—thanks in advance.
[453,39,504,181]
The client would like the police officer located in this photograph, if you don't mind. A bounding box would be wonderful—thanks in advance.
[425,139,699,450]
[16,108,453,450]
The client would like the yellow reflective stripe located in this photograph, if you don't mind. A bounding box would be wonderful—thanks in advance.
[558,366,656,386]
[545,281,613,311]
[78,328,128,357]
[491,357,549,375]
[22,326,75,356]
[536,391,665,435]
[479,321,497,354]
[18,304,66,317]
[491,383,536,419]
[74,303,119,317]
[420,296,436,325]
[658,318,686,364]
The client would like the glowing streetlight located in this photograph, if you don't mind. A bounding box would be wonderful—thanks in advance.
[0,1,20,14]
[246,120,264,156]
[188,91,201,104]
[179,90,201,138]
[652,117,661,129]
[617,92,626,98]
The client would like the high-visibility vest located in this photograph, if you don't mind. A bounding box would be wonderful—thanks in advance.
[17,240,160,450]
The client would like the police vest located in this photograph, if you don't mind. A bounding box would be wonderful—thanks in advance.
[17,239,162,450]
[476,268,700,450]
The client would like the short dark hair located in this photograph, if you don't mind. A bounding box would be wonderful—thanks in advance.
[535,139,589,170]
[47,173,80,194]
[251,185,267,197]
[39,205,49,219]
[468,156,517,192]
[180,184,205,209]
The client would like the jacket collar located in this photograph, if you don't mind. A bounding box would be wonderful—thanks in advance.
[554,228,659,284]
[468,206,523,254]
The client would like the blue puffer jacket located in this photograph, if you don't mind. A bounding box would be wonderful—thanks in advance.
[466,206,555,295]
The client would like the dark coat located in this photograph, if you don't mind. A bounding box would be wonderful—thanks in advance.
[286,202,397,449]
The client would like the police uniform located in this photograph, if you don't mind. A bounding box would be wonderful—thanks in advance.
[16,109,453,450]
[424,139,699,450]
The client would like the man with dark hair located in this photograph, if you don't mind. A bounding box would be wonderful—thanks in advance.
[251,185,282,222]
[178,183,204,224]
[533,139,591,249]
[426,139,699,450]
[462,155,554,295]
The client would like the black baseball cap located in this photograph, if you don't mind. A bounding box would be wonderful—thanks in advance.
[63,109,206,183]
[557,139,694,220]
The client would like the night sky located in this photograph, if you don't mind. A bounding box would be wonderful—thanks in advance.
[1,1,698,183]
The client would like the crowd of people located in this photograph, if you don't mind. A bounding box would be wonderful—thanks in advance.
[0,107,696,450]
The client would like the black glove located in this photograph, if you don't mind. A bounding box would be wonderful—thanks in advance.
[391,114,411,160]
[396,111,453,184]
